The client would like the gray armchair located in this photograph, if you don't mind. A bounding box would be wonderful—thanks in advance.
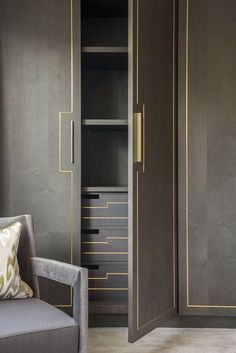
[0,215,88,353]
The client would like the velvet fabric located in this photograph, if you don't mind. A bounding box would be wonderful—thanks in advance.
[0,215,88,353]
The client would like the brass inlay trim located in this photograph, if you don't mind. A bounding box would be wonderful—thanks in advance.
[89,273,128,280]
[82,201,128,209]
[137,307,174,331]
[82,216,128,220]
[172,0,177,311]
[185,0,236,309]
[56,0,74,308]
[70,120,75,164]
[82,252,128,255]
[135,0,176,330]
[136,0,139,104]
[89,288,128,291]
[186,0,190,308]
[82,236,128,245]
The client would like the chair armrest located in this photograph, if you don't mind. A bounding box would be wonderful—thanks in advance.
[30,257,88,353]
[30,256,87,288]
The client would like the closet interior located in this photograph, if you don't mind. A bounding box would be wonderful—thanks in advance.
[81,0,129,324]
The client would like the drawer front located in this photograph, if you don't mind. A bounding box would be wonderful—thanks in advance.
[81,228,128,254]
[81,193,128,227]
[85,262,128,301]
[82,250,127,262]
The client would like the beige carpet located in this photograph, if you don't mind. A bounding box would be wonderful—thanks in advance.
[88,327,236,353]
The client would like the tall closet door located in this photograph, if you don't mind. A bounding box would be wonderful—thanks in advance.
[128,0,177,342]
[0,0,81,307]
[179,0,236,315]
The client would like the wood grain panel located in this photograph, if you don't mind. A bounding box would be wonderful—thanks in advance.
[179,0,236,315]
[0,0,81,307]
[129,0,177,341]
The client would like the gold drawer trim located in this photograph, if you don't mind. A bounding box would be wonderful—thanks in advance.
[89,288,128,291]
[82,252,128,255]
[82,236,128,245]
[82,216,128,220]
[82,201,128,209]
[89,273,128,280]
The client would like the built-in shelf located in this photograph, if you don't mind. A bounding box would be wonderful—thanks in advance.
[81,47,128,70]
[81,0,128,18]
[82,51,128,70]
[82,119,128,127]
[82,186,128,193]
[82,46,128,53]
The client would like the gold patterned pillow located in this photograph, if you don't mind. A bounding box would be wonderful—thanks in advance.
[0,222,33,300]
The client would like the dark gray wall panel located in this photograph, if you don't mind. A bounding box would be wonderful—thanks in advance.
[179,0,236,315]
[0,0,81,307]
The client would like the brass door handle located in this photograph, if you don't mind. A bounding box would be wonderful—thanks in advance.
[70,120,75,164]
[134,112,142,163]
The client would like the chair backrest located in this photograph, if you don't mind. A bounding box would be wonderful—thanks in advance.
[0,215,39,297]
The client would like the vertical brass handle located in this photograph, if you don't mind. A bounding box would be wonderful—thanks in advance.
[70,120,75,164]
[134,112,142,163]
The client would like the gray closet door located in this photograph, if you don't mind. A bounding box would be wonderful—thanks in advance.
[0,0,81,308]
[128,0,177,341]
[179,0,236,315]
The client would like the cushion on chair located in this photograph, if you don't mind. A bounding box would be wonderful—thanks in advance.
[0,222,33,300]
[0,298,79,353]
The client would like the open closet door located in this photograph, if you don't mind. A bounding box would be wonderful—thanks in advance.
[128,0,177,342]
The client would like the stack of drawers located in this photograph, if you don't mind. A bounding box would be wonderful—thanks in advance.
[81,192,128,314]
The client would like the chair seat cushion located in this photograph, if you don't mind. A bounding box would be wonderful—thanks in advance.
[0,298,79,353]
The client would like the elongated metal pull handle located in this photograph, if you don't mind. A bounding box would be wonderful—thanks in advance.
[70,120,75,164]
[134,112,142,162]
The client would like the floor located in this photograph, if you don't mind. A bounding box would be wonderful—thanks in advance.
[88,327,236,353]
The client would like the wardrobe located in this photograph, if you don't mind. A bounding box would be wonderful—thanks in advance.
[0,0,236,343]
